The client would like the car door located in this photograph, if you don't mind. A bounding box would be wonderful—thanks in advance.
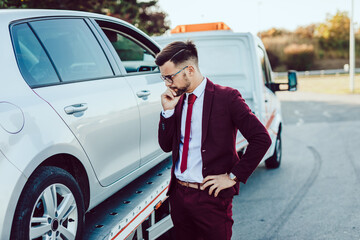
[93,19,167,167]
[12,18,141,187]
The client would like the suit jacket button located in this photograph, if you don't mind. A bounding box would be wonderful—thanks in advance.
[202,149,206,152]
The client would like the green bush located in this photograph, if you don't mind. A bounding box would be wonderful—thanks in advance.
[284,44,315,71]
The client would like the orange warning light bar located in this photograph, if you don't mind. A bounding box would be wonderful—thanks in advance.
[170,22,231,34]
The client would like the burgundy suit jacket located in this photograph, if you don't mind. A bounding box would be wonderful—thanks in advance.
[158,79,271,198]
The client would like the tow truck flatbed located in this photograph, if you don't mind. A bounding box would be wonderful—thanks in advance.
[84,158,173,240]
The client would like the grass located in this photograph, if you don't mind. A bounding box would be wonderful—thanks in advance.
[276,74,360,94]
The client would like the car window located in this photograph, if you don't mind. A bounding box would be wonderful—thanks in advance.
[102,28,157,73]
[257,46,269,85]
[29,19,114,83]
[196,42,248,76]
[265,58,273,83]
[12,23,60,87]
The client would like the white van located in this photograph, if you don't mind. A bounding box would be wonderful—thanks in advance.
[154,22,297,169]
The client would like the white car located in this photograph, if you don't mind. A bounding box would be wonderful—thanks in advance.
[0,9,168,239]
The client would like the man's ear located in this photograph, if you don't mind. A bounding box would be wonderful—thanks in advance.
[187,65,196,76]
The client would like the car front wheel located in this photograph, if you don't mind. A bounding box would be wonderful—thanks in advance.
[11,166,85,240]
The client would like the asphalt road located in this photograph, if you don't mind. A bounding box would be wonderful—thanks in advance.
[232,91,360,240]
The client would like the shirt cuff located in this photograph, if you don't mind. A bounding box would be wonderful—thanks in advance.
[161,109,175,118]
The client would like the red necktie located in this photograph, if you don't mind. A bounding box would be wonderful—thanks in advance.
[180,94,197,173]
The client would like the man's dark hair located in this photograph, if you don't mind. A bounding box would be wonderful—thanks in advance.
[155,40,198,67]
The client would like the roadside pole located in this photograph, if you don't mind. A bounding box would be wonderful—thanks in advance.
[350,0,355,93]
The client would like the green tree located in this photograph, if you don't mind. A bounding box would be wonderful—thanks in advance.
[315,11,350,51]
[258,27,290,38]
[0,0,170,35]
[0,0,109,12]
[108,0,170,35]
[295,24,317,39]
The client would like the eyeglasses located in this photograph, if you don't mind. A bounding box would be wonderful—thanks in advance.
[160,66,188,84]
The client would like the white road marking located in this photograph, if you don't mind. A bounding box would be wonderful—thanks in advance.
[323,111,331,118]
[294,110,303,116]
[296,118,304,126]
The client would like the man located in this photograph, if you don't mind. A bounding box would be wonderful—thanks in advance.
[156,40,271,240]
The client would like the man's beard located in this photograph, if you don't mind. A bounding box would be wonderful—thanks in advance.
[172,87,187,97]
[171,75,191,97]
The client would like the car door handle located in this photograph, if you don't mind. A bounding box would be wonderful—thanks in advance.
[64,103,88,115]
[136,90,151,98]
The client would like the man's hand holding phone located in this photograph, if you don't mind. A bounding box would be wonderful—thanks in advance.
[161,88,182,111]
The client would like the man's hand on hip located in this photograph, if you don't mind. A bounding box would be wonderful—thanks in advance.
[201,173,237,197]
[161,88,181,111]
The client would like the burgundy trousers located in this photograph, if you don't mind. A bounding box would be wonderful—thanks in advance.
[169,182,234,240]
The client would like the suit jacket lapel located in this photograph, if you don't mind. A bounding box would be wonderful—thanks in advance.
[202,79,215,145]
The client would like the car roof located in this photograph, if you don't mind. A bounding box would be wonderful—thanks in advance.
[0,9,134,31]
[0,9,157,46]
[0,9,115,21]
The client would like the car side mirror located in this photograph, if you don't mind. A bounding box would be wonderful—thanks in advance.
[288,70,297,91]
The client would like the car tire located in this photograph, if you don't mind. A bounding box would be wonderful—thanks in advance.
[11,166,85,240]
[265,133,282,169]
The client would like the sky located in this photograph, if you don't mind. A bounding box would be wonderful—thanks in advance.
[157,0,360,34]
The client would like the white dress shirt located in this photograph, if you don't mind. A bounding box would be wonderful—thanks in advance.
[162,78,207,183]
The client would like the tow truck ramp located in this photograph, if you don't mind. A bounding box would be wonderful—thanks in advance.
[84,159,173,240]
